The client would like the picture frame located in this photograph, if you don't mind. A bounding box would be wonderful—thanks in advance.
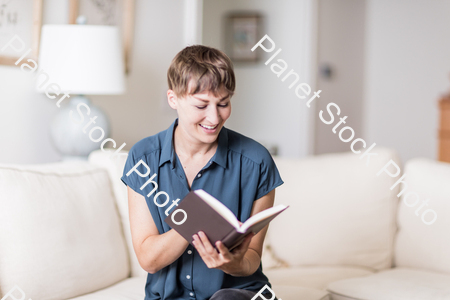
[225,12,262,63]
[0,0,43,66]
[68,0,135,74]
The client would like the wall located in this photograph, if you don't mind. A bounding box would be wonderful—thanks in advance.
[0,0,183,164]
[202,0,316,157]
[4,1,444,164]
[0,0,68,164]
[315,0,366,155]
[90,0,182,154]
[364,0,450,163]
[0,0,316,163]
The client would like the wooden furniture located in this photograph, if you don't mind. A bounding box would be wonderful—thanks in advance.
[439,97,450,162]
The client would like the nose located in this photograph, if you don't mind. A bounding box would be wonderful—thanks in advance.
[206,105,220,124]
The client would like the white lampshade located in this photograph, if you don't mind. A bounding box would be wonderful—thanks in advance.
[37,24,125,94]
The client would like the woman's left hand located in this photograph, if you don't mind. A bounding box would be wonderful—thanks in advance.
[192,231,255,276]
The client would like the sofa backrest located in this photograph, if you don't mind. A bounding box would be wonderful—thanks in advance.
[88,150,147,278]
[0,161,130,299]
[268,148,401,271]
[394,158,450,274]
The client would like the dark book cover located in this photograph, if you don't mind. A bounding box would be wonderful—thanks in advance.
[164,190,288,251]
[164,191,237,248]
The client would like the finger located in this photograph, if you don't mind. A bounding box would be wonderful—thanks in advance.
[193,235,215,267]
[198,231,217,254]
[193,235,214,262]
[215,241,232,260]
[192,234,206,254]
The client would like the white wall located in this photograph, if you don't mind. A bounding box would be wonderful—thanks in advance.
[202,0,316,157]
[5,1,443,164]
[0,0,183,164]
[364,0,450,163]
[315,0,366,155]
[0,0,316,163]
[90,0,183,153]
[0,0,68,164]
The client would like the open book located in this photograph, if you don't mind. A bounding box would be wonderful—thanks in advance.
[164,189,288,251]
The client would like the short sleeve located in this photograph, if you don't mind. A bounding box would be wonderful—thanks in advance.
[255,151,284,200]
[120,148,148,198]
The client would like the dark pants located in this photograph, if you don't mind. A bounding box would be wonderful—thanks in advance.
[209,288,277,300]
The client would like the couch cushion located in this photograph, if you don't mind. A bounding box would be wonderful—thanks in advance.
[68,277,146,300]
[327,268,450,300]
[0,162,130,300]
[270,148,400,270]
[395,159,450,274]
[265,266,374,290]
[89,149,147,278]
[272,285,330,300]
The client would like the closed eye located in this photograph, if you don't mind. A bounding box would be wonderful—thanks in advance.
[195,103,229,109]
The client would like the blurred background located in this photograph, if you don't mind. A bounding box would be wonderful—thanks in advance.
[1,0,449,165]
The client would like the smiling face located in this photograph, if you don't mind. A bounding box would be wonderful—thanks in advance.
[168,88,231,146]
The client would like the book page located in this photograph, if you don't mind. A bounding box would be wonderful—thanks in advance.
[194,190,240,228]
[239,204,288,233]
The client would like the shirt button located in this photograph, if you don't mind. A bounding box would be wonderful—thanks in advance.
[190,292,194,297]
[197,173,202,178]
[186,275,191,279]
[187,250,192,254]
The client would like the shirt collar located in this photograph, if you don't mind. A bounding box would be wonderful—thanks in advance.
[159,119,177,168]
[159,118,228,169]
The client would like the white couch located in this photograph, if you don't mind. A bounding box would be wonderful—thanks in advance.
[0,148,449,300]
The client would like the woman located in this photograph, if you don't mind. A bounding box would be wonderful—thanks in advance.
[121,45,283,300]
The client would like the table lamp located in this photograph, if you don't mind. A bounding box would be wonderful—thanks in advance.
[37,23,125,160]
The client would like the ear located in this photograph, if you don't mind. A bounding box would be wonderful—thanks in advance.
[167,90,178,110]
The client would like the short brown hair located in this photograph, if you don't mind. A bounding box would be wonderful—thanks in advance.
[167,45,235,98]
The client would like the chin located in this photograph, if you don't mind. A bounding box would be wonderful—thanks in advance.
[196,130,220,143]
[199,135,219,144]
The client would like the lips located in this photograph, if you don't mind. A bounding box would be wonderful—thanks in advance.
[199,124,218,130]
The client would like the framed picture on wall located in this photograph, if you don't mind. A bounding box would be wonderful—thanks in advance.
[68,0,135,74]
[225,12,262,63]
[0,0,43,66]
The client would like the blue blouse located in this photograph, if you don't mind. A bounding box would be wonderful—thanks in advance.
[121,118,283,300]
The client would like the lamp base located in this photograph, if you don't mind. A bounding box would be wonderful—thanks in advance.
[50,95,110,160]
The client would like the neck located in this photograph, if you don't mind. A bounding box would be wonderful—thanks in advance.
[173,125,218,158]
